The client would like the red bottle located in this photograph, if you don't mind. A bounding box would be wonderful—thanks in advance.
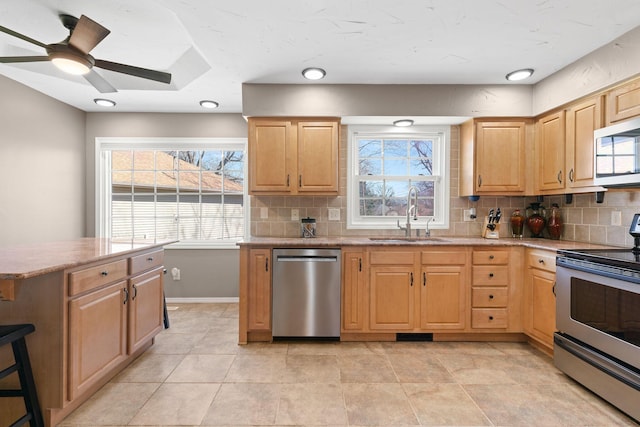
[547,203,563,240]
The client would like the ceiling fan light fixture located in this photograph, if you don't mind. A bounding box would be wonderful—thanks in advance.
[94,98,116,107]
[48,47,93,75]
[505,68,534,81]
[199,100,219,109]
[393,119,414,127]
[302,67,326,80]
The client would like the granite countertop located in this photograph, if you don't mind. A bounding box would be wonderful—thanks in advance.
[238,236,619,251]
[0,238,175,280]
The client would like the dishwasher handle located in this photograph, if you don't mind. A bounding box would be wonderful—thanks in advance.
[276,255,338,262]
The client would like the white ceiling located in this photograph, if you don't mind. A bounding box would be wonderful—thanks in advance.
[1,0,640,113]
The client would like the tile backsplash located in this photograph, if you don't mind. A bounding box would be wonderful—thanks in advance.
[250,125,639,247]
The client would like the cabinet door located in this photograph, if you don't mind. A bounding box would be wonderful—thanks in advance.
[68,281,127,401]
[248,120,294,193]
[342,250,366,331]
[420,266,466,330]
[475,121,526,193]
[566,96,603,189]
[297,121,339,193]
[524,268,556,349]
[128,268,164,354]
[248,249,271,331]
[369,266,415,330]
[537,111,566,192]
[606,80,640,124]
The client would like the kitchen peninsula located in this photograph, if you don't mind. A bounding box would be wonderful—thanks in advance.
[238,237,615,350]
[0,238,170,427]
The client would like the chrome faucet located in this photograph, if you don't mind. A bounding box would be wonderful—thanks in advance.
[397,185,418,237]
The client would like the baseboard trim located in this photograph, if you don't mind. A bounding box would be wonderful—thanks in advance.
[165,297,239,304]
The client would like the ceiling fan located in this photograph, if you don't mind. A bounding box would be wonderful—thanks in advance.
[0,14,172,93]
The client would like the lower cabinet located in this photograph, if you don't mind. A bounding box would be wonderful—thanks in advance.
[524,249,557,351]
[342,249,367,331]
[68,281,128,401]
[368,247,469,332]
[247,248,271,331]
[128,267,164,354]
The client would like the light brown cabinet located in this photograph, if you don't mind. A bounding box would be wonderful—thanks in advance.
[460,119,530,196]
[247,248,271,331]
[523,249,556,351]
[368,248,468,332]
[128,267,164,354]
[536,111,566,192]
[248,118,339,195]
[565,96,604,190]
[342,249,367,332]
[471,249,511,330]
[606,79,640,124]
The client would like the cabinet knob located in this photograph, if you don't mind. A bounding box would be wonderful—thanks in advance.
[538,258,545,264]
[147,257,154,262]
[489,315,494,320]
[101,271,108,276]
[489,294,494,299]
[489,255,494,260]
[489,273,494,278]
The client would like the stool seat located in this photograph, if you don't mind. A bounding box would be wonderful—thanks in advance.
[0,323,44,427]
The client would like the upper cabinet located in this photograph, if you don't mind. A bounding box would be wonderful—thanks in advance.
[460,119,531,196]
[565,96,603,190]
[606,80,640,125]
[536,111,566,192]
[248,117,339,195]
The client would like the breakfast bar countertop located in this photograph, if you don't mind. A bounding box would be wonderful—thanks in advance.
[0,238,174,280]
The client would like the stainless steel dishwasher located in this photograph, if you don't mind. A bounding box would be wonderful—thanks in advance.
[272,248,341,338]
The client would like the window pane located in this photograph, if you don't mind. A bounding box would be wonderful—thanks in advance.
[178,194,200,216]
[178,217,199,240]
[112,150,133,170]
[136,217,157,240]
[359,140,382,158]
[383,140,408,157]
[156,217,178,240]
[224,217,245,239]
[133,151,155,170]
[178,171,200,192]
[383,159,407,175]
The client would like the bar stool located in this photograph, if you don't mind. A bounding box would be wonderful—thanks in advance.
[0,324,44,427]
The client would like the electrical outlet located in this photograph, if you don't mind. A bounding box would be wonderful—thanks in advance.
[260,207,268,219]
[611,210,622,226]
[291,209,299,221]
[328,208,340,221]
[463,209,473,222]
[171,267,181,281]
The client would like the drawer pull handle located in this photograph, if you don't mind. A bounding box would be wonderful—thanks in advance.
[147,257,154,262]
[410,272,414,287]
[423,272,426,287]
[132,284,138,300]
[123,288,129,305]
[538,259,545,264]
[489,255,494,260]
[266,257,269,272]
[489,273,494,278]
[489,315,494,320]
[101,271,108,276]
[489,294,494,299]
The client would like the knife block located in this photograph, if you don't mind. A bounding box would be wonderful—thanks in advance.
[482,216,500,239]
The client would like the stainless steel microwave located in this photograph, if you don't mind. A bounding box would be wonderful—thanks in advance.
[594,117,640,187]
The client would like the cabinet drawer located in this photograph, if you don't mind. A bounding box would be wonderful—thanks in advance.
[69,259,128,296]
[130,250,164,275]
[472,266,509,286]
[527,250,556,273]
[471,308,508,329]
[472,288,508,307]
[472,250,509,265]
[369,251,416,265]
[421,250,466,265]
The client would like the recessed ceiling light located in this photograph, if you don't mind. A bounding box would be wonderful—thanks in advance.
[302,67,326,80]
[94,98,116,107]
[393,119,414,127]
[505,68,534,81]
[200,100,219,109]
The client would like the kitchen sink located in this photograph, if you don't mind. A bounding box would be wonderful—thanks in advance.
[368,237,448,243]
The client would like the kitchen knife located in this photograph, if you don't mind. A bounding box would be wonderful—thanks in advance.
[495,208,501,224]
[488,209,494,224]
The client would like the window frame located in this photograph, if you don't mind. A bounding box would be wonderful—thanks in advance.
[96,137,248,249]
[346,125,450,230]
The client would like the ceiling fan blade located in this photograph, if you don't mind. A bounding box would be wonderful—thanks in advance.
[84,70,117,93]
[68,15,110,55]
[95,59,172,84]
[0,56,49,63]
[0,25,48,49]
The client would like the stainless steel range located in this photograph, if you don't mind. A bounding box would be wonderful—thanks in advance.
[555,214,640,422]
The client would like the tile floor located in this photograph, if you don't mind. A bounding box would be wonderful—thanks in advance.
[59,303,638,426]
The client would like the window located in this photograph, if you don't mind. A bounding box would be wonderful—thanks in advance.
[347,125,450,229]
[97,138,247,247]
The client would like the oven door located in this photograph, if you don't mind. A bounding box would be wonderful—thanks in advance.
[556,264,640,369]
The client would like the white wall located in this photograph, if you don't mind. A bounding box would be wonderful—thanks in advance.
[0,75,85,247]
